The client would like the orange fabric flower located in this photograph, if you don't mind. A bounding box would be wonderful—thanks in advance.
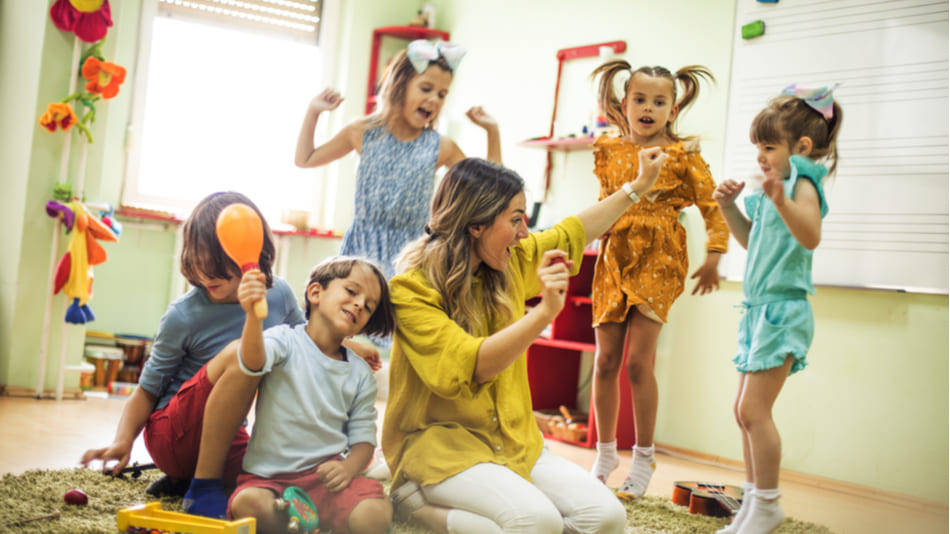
[39,102,78,132]
[82,56,126,99]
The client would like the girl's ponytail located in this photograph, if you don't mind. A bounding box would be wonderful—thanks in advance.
[592,59,634,137]
[824,102,843,175]
[674,65,715,115]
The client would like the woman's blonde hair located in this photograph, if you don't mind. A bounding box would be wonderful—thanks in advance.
[369,49,453,128]
[396,159,524,335]
[592,60,714,141]
[750,94,843,175]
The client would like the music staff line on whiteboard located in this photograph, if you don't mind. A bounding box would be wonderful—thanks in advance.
[743,0,931,19]
[741,18,947,45]
[735,59,948,86]
[754,1,946,34]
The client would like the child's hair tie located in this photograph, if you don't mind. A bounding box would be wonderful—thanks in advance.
[407,39,466,74]
[781,83,840,120]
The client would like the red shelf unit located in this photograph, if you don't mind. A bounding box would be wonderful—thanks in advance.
[366,26,450,114]
[526,249,636,449]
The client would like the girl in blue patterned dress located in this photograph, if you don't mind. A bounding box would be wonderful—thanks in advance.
[295,40,501,280]
[713,85,842,534]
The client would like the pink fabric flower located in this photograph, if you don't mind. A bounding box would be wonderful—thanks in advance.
[49,0,113,43]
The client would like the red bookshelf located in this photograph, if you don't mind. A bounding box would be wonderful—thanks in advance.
[526,249,637,449]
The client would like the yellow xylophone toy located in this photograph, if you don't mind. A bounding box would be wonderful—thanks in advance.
[116,502,256,534]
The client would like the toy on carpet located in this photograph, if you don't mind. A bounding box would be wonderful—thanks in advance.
[275,486,319,533]
[47,199,118,323]
[109,461,158,480]
[672,481,744,517]
[64,488,88,505]
[215,203,267,319]
[117,502,256,534]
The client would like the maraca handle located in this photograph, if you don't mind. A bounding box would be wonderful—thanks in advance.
[245,268,268,320]
[254,298,268,319]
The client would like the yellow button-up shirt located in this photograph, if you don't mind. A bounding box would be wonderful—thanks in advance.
[382,216,586,488]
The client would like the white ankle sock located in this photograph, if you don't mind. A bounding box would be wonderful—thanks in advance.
[737,487,783,534]
[715,482,754,534]
[616,444,655,499]
[590,440,620,483]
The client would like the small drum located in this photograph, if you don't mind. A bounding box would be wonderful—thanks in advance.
[84,345,125,389]
[115,334,152,367]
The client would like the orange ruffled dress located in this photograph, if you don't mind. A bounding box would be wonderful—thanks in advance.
[592,137,729,325]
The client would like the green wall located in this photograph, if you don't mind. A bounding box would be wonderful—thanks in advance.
[0,0,417,389]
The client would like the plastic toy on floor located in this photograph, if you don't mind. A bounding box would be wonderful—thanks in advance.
[116,502,256,534]
[275,486,320,533]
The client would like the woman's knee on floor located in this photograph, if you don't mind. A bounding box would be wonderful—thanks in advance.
[564,497,626,534]
[496,500,562,534]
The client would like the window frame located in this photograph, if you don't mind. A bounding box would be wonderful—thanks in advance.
[121,0,342,221]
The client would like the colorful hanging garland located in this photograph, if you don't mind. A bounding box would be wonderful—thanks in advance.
[37,41,126,142]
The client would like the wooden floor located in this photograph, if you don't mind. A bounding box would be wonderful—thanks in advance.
[0,394,945,534]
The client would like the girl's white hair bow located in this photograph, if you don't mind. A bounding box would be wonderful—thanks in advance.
[407,39,466,74]
[781,83,840,120]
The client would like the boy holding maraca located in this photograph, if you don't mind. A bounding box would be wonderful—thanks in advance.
[186,256,396,534]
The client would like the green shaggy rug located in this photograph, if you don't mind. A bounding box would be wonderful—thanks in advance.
[0,468,835,533]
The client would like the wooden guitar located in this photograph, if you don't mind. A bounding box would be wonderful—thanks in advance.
[672,481,744,518]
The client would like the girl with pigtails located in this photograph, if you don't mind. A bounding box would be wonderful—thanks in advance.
[587,60,730,500]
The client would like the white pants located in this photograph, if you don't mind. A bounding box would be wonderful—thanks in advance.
[422,448,626,534]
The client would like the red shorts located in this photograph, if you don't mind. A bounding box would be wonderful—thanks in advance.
[228,462,385,534]
[143,364,249,485]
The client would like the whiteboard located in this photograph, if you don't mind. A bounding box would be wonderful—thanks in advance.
[720,0,949,294]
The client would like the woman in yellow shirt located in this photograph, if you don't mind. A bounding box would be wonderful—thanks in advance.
[382,148,668,534]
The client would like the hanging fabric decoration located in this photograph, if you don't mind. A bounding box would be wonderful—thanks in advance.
[47,200,118,324]
[81,56,126,99]
[50,0,113,43]
[36,44,126,143]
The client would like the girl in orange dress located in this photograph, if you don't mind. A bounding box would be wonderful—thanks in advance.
[588,60,729,500]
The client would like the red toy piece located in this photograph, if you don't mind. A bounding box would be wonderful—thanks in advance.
[64,488,88,505]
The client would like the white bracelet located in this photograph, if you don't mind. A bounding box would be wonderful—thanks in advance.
[621,182,641,203]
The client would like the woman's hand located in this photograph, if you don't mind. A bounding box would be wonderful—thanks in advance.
[238,271,267,316]
[465,106,498,131]
[689,252,722,295]
[713,179,746,208]
[343,339,382,372]
[632,146,669,194]
[537,250,573,319]
[309,88,343,114]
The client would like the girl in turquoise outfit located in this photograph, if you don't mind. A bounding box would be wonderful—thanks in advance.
[295,40,502,280]
[713,85,842,534]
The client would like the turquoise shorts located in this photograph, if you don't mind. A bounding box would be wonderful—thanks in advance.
[733,295,812,375]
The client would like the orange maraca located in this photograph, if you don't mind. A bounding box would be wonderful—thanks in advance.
[215,203,268,319]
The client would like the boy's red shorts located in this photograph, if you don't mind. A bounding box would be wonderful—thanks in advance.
[143,364,249,484]
[228,462,385,534]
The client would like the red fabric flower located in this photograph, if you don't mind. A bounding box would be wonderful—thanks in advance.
[39,103,78,132]
[50,0,113,43]
[82,56,126,99]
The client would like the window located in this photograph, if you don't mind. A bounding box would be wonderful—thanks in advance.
[123,0,326,223]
